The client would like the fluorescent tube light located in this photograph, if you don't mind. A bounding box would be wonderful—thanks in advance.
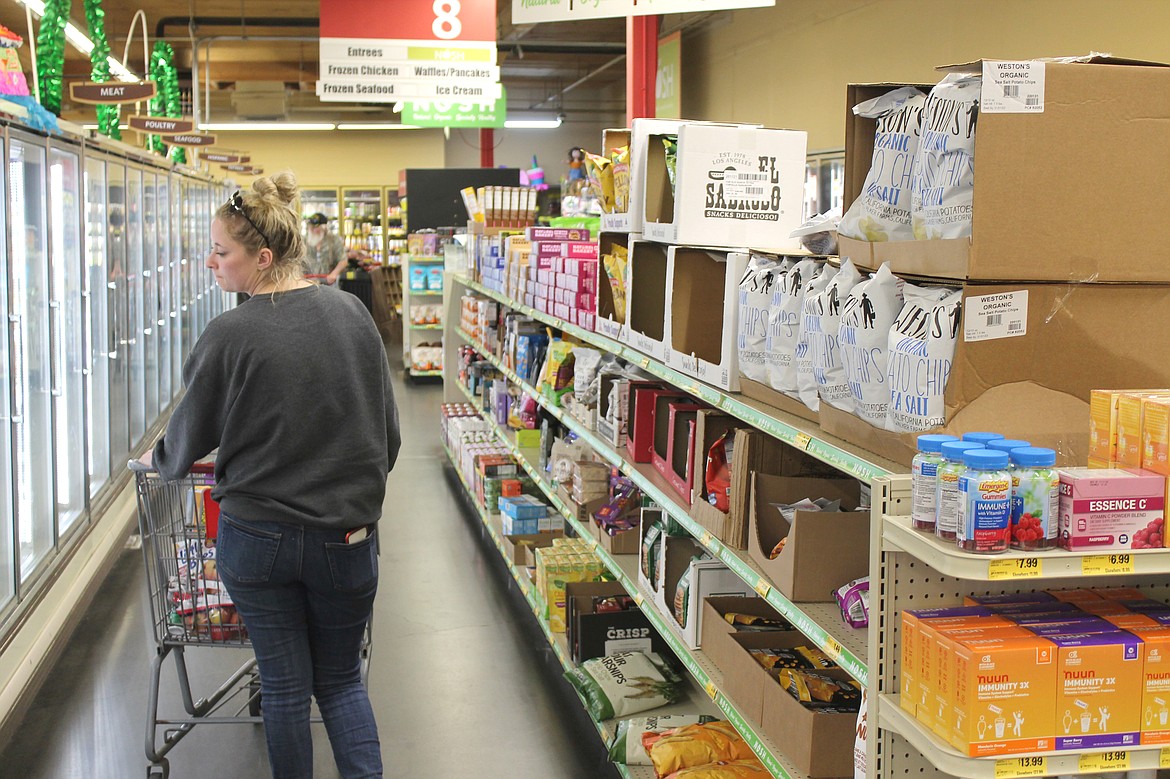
[198,122,337,132]
[16,0,140,82]
[504,117,563,129]
[335,123,422,131]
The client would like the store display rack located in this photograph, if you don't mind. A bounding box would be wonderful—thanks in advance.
[454,317,868,687]
[448,379,810,779]
[409,324,443,331]
[409,369,443,378]
[404,252,445,376]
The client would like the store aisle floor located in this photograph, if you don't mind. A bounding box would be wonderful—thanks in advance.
[0,339,614,779]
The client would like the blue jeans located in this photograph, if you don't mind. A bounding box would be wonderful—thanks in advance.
[216,513,382,779]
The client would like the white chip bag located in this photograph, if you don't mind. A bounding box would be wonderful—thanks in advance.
[808,258,863,413]
[839,263,906,427]
[912,74,980,240]
[793,264,839,411]
[885,286,962,432]
[765,259,820,394]
[737,255,786,384]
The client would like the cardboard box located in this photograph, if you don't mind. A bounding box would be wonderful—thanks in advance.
[689,409,740,507]
[566,581,671,663]
[747,473,867,602]
[640,120,807,251]
[597,524,640,556]
[502,530,564,568]
[719,624,825,726]
[761,666,859,778]
[1052,631,1144,751]
[555,483,606,533]
[597,372,631,448]
[628,118,684,237]
[820,283,1170,468]
[666,247,750,391]
[626,384,686,463]
[701,596,794,678]
[1137,627,1170,744]
[660,546,755,650]
[738,377,820,425]
[652,400,705,501]
[624,239,672,362]
[603,126,632,215]
[596,232,631,340]
[843,59,1170,282]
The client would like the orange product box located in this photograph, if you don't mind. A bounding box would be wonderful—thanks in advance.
[1076,601,1137,616]
[964,592,1058,607]
[1142,398,1170,476]
[1130,628,1170,744]
[950,635,1056,756]
[1098,587,1149,601]
[1117,392,1170,468]
[1048,589,1104,604]
[931,626,1031,740]
[900,607,996,719]
[1051,632,1144,751]
[1088,457,1113,469]
[1104,613,1161,630]
[1089,389,1148,465]
[915,614,1013,731]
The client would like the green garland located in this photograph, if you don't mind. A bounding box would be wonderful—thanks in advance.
[148,41,185,164]
[34,0,70,115]
[83,0,119,140]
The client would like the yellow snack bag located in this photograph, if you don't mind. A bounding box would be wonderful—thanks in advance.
[663,760,770,779]
[584,151,615,212]
[611,145,630,213]
[645,721,754,777]
[603,245,629,321]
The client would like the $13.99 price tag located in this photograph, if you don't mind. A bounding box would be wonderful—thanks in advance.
[988,557,1042,580]
[1078,750,1129,773]
[993,756,1046,779]
[1081,553,1135,576]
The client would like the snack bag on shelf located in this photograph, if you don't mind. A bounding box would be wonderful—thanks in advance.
[793,263,840,410]
[791,210,840,255]
[835,577,871,628]
[645,721,754,777]
[737,255,785,384]
[611,146,631,213]
[603,245,629,322]
[584,151,615,213]
[572,347,603,405]
[808,258,863,414]
[912,74,980,240]
[885,287,962,432]
[609,714,717,765]
[838,263,906,428]
[427,266,444,291]
[778,669,863,710]
[703,431,734,512]
[564,651,684,720]
[539,339,576,406]
[838,87,928,242]
[662,760,770,779]
[410,266,427,290]
[662,137,679,195]
[766,258,820,394]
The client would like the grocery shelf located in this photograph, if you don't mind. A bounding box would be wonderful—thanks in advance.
[405,255,445,264]
[454,328,868,686]
[409,369,442,377]
[878,694,1169,779]
[408,290,443,296]
[455,275,898,484]
[409,323,443,330]
[883,513,1170,581]
[448,381,811,779]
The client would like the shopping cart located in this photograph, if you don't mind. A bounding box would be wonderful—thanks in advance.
[130,460,373,779]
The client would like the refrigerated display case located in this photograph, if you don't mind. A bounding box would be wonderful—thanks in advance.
[83,155,110,501]
[142,170,160,427]
[127,166,146,450]
[341,187,384,265]
[385,187,406,263]
[300,186,340,237]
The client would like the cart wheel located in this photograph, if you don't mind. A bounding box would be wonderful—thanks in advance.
[248,680,263,717]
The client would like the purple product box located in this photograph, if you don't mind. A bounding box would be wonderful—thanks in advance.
[967,592,1058,606]
[526,227,591,242]
[905,606,996,620]
[1022,618,1116,635]
[993,602,1083,616]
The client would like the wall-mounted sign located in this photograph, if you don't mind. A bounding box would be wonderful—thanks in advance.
[204,153,240,163]
[70,81,157,105]
[169,133,218,147]
[401,89,506,128]
[127,115,195,134]
[239,156,251,163]
[318,0,500,104]
[222,164,250,172]
[513,0,774,23]
[656,32,681,119]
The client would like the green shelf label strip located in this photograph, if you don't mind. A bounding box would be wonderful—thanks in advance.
[456,276,891,485]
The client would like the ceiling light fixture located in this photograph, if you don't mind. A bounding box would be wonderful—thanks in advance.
[16,0,139,82]
[335,123,423,131]
[504,116,563,129]
[198,122,337,132]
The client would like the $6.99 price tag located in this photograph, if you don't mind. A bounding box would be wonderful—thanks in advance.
[994,756,1046,779]
[1082,553,1135,576]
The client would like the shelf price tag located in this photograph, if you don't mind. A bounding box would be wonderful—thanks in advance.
[753,579,771,598]
[1078,751,1129,773]
[988,557,1043,580]
[824,637,844,661]
[633,592,644,606]
[699,530,714,548]
[1160,747,1170,769]
[704,681,718,700]
[993,756,1047,779]
[795,432,813,450]
[1082,553,1135,576]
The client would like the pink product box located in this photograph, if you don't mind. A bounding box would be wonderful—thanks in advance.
[553,302,573,321]
[577,311,595,330]
[540,298,552,314]
[528,254,556,271]
[1058,468,1166,551]
[525,280,538,296]
[563,258,599,277]
[537,269,556,286]
[577,291,597,312]
[535,241,598,261]
[557,272,598,294]
[524,293,536,308]
[526,227,591,242]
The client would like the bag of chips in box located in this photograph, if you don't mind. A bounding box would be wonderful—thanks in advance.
[703,431,735,513]
[645,721,754,777]
[603,245,629,322]
[793,264,839,410]
[912,73,980,240]
[838,263,906,428]
[885,286,962,432]
[737,255,786,385]
[765,258,820,394]
[564,651,683,721]
[608,714,716,765]
[611,146,631,213]
[808,258,863,414]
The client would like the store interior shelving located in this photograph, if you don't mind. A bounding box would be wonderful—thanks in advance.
[404,252,445,378]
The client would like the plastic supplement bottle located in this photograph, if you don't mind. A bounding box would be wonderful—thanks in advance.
[935,441,986,543]
[957,448,1013,554]
[987,438,1030,455]
[1009,447,1059,551]
[962,431,1005,447]
[912,434,959,531]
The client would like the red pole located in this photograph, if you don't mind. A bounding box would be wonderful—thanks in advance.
[626,15,658,124]
[480,128,494,167]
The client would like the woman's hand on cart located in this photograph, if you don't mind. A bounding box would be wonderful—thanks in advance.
[306,273,336,286]
[137,449,154,469]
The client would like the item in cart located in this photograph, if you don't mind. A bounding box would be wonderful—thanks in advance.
[1058,468,1166,550]
[645,721,754,777]
[737,255,784,384]
[611,145,631,213]
[1010,447,1060,550]
[886,286,962,433]
[564,651,684,720]
[957,448,1012,554]
[603,244,629,322]
[912,73,980,240]
[778,669,863,710]
[912,434,960,531]
[790,210,840,256]
[608,714,717,765]
[935,441,985,542]
[765,258,819,394]
[661,760,770,779]
[793,263,839,410]
[809,258,863,413]
[835,577,870,629]
[839,263,906,428]
[839,86,928,242]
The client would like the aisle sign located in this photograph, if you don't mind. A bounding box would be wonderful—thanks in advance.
[127,115,195,134]
[513,0,775,24]
[70,81,157,104]
[401,89,506,128]
[319,0,500,104]
[656,32,681,119]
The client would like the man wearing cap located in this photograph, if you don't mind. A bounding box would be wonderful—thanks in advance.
[304,213,348,284]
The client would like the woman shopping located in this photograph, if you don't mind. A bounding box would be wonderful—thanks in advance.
[143,171,401,779]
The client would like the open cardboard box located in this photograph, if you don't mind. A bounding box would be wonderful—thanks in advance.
[820,281,1170,467]
[842,58,1170,283]
[624,239,672,362]
[689,409,740,508]
[556,483,606,536]
[566,580,672,663]
[658,534,754,650]
[666,247,750,391]
[596,232,631,340]
[761,666,860,778]
[652,400,705,501]
[629,118,684,238]
[747,473,867,603]
[700,596,795,678]
[503,530,564,569]
[641,121,807,250]
[626,383,687,463]
[599,127,633,233]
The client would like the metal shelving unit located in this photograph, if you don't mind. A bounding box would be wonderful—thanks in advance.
[404,253,445,374]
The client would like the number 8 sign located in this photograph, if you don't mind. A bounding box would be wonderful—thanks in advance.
[321,0,494,44]
[433,0,462,39]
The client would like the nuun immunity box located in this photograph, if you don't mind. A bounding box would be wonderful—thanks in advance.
[1051,631,1144,751]
[1058,468,1165,550]
[1130,627,1170,744]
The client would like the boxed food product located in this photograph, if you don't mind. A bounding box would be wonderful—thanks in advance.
[1051,631,1144,751]
[502,530,563,568]
[1135,627,1170,744]
[1116,392,1170,468]
[898,606,997,722]
[1058,468,1166,550]
[565,581,670,663]
[1142,397,1170,476]
[652,401,705,502]
[666,246,750,391]
[1089,389,1150,466]
[659,535,753,650]
[700,596,793,677]
[536,545,604,632]
[626,384,687,463]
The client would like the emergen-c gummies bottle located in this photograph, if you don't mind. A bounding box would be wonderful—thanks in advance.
[912,434,959,531]
[1009,447,1059,550]
[987,438,1030,455]
[962,431,1005,447]
[935,441,987,543]
[957,449,1012,554]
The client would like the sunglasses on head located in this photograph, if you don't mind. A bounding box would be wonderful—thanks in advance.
[227,190,272,248]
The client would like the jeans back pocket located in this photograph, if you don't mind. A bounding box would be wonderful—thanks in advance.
[324,532,379,594]
[217,517,282,584]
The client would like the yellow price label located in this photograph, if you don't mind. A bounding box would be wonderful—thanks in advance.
[700,530,714,547]
[1082,553,1136,576]
[704,681,718,700]
[993,756,1047,779]
[547,631,556,647]
[824,637,844,660]
[988,557,1043,580]
[1078,751,1129,773]
[795,432,813,450]
[1160,747,1170,769]
[754,579,771,598]
[634,592,644,606]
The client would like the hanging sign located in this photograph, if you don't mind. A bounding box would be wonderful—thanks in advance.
[513,0,775,23]
[656,32,681,119]
[239,156,251,163]
[127,115,195,134]
[222,164,252,172]
[70,81,157,104]
[169,133,218,147]
[401,89,506,128]
[318,0,500,104]
[203,152,240,163]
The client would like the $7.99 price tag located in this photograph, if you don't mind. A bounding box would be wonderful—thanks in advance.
[994,756,1046,779]
[988,556,1042,580]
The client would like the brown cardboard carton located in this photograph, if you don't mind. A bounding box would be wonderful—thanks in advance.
[555,484,606,536]
[720,629,825,726]
[761,666,860,778]
[689,410,739,507]
[820,282,1170,467]
[502,530,564,568]
[624,239,671,361]
[701,596,794,677]
[748,473,867,602]
[596,232,630,340]
[843,60,1170,282]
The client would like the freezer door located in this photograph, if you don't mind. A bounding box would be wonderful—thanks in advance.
[82,154,110,497]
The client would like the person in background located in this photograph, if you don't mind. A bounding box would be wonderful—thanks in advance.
[143,172,400,779]
[305,212,348,284]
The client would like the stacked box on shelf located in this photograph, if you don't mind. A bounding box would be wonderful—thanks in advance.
[439,404,480,450]
[498,494,555,535]
[535,537,604,632]
[524,228,598,329]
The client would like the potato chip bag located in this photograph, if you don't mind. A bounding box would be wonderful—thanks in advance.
[603,245,629,321]
[608,714,716,765]
[765,258,820,394]
[793,264,839,410]
[807,258,863,414]
[912,74,980,240]
[584,150,615,212]
[737,255,786,385]
[645,721,755,777]
[611,146,631,213]
[838,263,906,428]
[663,759,770,779]
[839,87,927,242]
[885,286,962,432]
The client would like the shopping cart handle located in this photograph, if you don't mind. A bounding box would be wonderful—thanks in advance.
[127,459,155,473]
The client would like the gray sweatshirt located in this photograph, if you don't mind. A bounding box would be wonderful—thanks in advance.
[153,284,401,530]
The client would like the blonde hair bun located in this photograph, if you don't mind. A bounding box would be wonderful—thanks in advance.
[251,171,300,213]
